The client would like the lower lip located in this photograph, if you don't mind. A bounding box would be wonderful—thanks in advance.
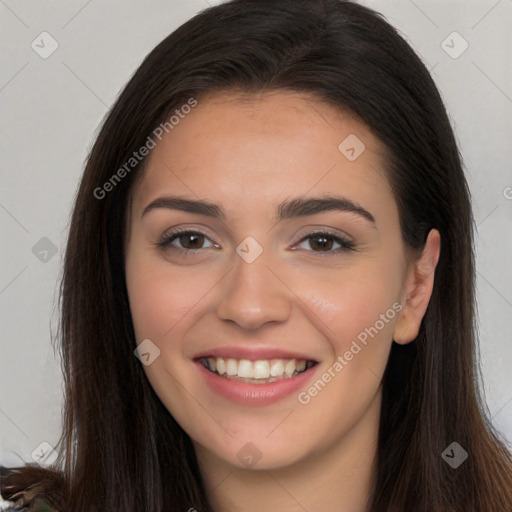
[195,360,318,406]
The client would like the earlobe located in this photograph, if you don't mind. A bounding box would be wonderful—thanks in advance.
[393,229,441,345]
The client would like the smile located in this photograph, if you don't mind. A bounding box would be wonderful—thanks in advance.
[199,356,316,383]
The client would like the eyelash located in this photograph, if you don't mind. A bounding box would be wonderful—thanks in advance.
[156,228,356,256]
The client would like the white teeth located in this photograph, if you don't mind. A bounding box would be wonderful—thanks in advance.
[238,359,253,379]
[201,356,313,380]
[284,359,296,377]
[216,357,226,375]
[270,359,285,377]
[253,360,270,379]
[226,358,238,376]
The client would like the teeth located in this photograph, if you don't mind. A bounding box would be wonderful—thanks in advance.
[284,360,296,377]
[270,359,284,377]
[216,357,226,375]
[253,360,270,379]
[226,358,238,376]
[200,356,313,381]
[296,360,306,372]
[238,359,253,379]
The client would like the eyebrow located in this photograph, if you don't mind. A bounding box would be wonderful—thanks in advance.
[141,194,375,224]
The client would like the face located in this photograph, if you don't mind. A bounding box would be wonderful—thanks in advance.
[125,90,412,472]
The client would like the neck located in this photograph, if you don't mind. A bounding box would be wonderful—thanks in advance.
[195,392,380,512]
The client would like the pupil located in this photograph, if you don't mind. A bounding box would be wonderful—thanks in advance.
[311,235,332,251]
[182,233,203,249]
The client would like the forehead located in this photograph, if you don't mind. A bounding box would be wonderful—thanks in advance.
[131,90,394,221]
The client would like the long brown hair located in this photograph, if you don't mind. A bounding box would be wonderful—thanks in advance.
[2,1,511,510]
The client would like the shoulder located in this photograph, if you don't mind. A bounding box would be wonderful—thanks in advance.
[1,466,63,512]
[0,493,58,511]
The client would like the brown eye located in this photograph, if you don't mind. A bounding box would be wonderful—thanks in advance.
[309,234,334,251]
[157,230,216,252]
[177,232,205,249]
[296,231,355,254]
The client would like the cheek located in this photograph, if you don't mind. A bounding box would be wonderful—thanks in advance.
[294,269,401,420]
[126,257,212,343]
[304,263,403,350]
[125,256,210,420]
[127,266,176,342]
[295,258,404,417]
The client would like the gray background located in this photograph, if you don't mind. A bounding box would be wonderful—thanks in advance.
[1,0,511,467]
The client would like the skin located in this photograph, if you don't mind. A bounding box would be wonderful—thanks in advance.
[124,90,440,512]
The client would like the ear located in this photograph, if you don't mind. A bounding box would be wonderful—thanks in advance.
[393,229,441,345]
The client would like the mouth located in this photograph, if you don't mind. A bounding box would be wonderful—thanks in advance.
[198,356,317,384]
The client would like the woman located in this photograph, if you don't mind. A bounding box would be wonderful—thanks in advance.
[2,0,511,510]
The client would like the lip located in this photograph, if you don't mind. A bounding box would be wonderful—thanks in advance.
[195,358,319,406]
[193,345,318,362]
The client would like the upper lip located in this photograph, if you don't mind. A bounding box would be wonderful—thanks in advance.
[194,345,318,362]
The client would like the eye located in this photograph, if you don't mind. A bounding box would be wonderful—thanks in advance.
[296,231,355,254]
[157,229,218,252]
[156,229,355,256]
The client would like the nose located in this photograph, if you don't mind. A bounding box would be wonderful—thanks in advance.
[216,249,294,330]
